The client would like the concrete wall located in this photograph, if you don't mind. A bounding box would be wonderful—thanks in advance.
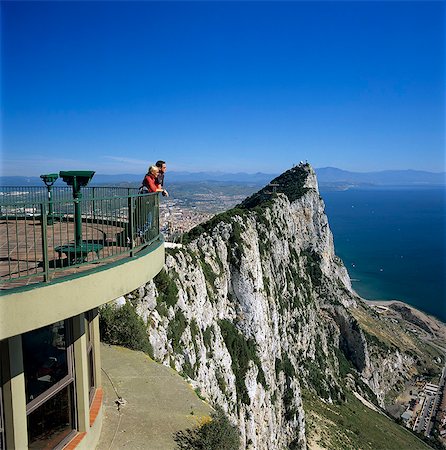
[0,240,164,340]
[2,309,124,449]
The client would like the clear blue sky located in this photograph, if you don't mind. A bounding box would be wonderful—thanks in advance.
[2,1,444,176]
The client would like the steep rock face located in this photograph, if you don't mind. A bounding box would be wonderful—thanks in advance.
[126,164,416,449]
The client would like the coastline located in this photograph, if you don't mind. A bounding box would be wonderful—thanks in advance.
[324,188,445,328]
[363,298,446,346]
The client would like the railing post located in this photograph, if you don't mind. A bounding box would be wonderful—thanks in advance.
[128,196,134,257]
[92,187,96,220]
[40,204,50,282]
[74,197,82,248]
[47,185,54,225]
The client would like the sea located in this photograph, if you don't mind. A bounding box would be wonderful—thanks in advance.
[321,187,446,323]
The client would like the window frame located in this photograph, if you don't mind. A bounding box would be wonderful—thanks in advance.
[24,320,75,415]
[85,310,96,404]
[24,319,77,449]
[27,383,77,450]
[0,385,5,450]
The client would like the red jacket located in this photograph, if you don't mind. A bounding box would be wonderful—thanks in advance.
[143,174,160,193]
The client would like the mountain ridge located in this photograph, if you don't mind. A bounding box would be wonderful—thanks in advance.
[1,167,444,186]
[105,164,444,449]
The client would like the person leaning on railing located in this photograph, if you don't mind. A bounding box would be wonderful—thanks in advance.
[136,165,166,241]
[155,160,169,197]
[140,165,168,197]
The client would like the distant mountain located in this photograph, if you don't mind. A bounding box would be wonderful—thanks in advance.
[1,168,444,187]
[0,172,276,186]
[315,167,445,186]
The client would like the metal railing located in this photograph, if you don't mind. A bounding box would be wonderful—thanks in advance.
[0,186,139,205]
[0,190,160,289]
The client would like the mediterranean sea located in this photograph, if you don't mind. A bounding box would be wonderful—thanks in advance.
[321,187,446,323]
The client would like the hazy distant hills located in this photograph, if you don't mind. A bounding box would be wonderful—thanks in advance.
[0,172,273,186]
[1,167,444,187]
[315,167,445,186]
[0,172,274,186]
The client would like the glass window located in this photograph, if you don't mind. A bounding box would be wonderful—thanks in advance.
[0,386,5,450]
[85,311,95,402]
[85,315,91,343]
[27,384,74,449]
[22,320,76,449]
[22,321,70,403]
[87,349,94,396]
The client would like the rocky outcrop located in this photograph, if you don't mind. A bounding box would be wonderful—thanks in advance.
[121,164,422,449]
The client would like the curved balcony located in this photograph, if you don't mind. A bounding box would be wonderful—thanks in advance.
[0,187,165,339]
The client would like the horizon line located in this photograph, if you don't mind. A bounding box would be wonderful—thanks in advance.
[2,166,446,178]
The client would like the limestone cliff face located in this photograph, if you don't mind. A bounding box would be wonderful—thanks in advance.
[124,165,416,449]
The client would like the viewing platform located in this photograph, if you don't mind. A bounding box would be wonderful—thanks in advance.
[1,185,160,290]
[0,184,165,339]
[0,177,165,449]
[1,216,134,289]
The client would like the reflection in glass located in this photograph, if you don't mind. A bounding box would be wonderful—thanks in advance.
[86,311,95,400]
[0,387,4,450]
[85,313,91,344]
[27,385,73,449]
[22,321,69,403]
[88,349,95,395]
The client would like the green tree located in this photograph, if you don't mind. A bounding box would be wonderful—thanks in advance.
[174,407,240,450]
[99,301,153,356]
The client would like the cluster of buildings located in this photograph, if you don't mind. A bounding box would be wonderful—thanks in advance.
[437,370,446,442]
[159,199,214,241]
[369,302,446,443]
[400,372,446,440]
[157,184,254,241]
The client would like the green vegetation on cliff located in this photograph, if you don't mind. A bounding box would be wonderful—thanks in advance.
[100,301,153,357]
[303,391,432,450]
[275,354,300,420]
[173,407,240,450]
[154,268,179,308]
[168,310,188,354]
[301,248,323,287]
[218,320,267,406]
[240,164,310,208]
[182,164,312,245]
[181,208,247,244]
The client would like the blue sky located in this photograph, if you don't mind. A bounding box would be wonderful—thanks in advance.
[2,1,444,176]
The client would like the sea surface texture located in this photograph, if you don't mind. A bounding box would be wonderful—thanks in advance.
[322,188,446,322]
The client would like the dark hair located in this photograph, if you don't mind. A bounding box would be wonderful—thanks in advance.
[155,160,165,168]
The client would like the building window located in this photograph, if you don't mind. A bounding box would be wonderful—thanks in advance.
[27,385,74,449]
[85,311,96,404]
[22,320,76,449]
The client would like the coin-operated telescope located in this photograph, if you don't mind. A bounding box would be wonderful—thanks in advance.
[40,173,59,224]
[59,171,95,246]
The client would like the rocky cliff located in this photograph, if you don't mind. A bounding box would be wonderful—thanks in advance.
[118,164,442,449]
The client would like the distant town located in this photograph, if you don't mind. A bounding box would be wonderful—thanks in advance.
[158,182,259,241]
[159,195,242,241]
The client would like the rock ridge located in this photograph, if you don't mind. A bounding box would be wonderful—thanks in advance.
[116,163,441,449]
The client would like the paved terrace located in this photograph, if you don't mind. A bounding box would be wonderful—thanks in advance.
[98,344,212,450]
[0,219,133,290]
